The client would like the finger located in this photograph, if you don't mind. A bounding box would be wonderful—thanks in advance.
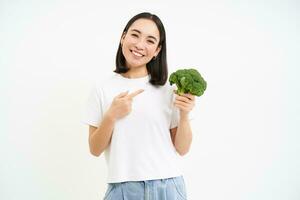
[175,91,194,99]
[174,103,190,112]
[117,90,129,98]
[174,100,191,107]
[175,95,194,104]
[182,93,195,100]
[127,89,145,99]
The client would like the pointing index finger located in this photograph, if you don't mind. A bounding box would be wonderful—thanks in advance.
[127,89,145,99]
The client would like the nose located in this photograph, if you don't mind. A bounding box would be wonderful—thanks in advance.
[134,39,146,50]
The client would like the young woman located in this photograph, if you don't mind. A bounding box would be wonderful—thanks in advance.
[83,12,196,200]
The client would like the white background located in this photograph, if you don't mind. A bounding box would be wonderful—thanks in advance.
[1,0,299,199]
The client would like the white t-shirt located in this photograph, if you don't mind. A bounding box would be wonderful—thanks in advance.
[82,72,194,183]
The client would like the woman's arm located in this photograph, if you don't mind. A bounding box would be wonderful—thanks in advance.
[88,89,143,156]
[171,92,195,156]
[170,115,193,156]
[88,111,116,157]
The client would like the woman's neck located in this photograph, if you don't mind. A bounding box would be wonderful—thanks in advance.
[121,66,149,79]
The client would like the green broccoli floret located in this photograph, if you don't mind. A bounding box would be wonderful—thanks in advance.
[169,68,207,96]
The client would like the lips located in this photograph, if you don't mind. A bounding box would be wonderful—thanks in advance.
[130,50,144,57]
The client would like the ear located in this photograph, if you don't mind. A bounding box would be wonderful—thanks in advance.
[154,45,162,57]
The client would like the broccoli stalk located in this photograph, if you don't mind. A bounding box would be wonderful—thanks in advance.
[169,68,207,97]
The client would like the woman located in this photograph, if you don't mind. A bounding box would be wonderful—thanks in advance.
[83,12,196,200]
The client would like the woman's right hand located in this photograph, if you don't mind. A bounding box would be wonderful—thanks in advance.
[107,89,144,120]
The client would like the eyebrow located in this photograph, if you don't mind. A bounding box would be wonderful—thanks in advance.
[130,29,158,42]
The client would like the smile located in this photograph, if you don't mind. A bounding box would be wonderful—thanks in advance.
[130,50,144,57]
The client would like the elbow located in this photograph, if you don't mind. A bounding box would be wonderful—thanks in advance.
[177,149,190,156]
[175,144,191,156]
[89,138,103,157]
[176,141,192,156]
[89,143,102,157]
[90,149,101,157]
[175,139,192,156]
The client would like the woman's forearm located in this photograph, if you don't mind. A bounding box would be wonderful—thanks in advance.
[89,111,116,156]
[174,115,193,156]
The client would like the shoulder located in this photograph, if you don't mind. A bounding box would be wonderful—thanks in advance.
[93,72,118,91]
[87,73,116,99]
[150,82,177,102]
[159,82,177,96]
[95,72,117,86]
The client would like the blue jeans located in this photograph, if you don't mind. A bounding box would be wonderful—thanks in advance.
[103,175,187,200]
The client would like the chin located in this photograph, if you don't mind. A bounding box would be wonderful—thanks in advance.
[127,60,148,68]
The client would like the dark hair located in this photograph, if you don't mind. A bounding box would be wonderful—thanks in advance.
[114,12,168,86]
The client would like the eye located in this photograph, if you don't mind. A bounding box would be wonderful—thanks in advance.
[131,34,138,37]
[147,40,155,44]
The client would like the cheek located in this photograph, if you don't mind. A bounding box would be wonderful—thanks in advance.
[147,46,158,55]
[125,37,137,45]
[122,40,132,53]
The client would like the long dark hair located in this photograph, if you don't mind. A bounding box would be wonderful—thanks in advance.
[114,12,168,86]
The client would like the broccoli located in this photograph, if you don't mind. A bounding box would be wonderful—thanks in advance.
[169,68,207,96]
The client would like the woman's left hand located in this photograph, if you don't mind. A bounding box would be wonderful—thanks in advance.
[173,92,196,118]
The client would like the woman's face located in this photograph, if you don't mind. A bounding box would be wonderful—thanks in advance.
[120,18,161,70]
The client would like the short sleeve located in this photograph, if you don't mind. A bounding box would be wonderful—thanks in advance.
[81,83,104,128]
[170,105,180,129]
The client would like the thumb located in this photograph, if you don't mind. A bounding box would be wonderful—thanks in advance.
[116,90,129,98]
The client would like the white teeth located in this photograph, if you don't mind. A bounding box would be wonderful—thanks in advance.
[132,50,143,57]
